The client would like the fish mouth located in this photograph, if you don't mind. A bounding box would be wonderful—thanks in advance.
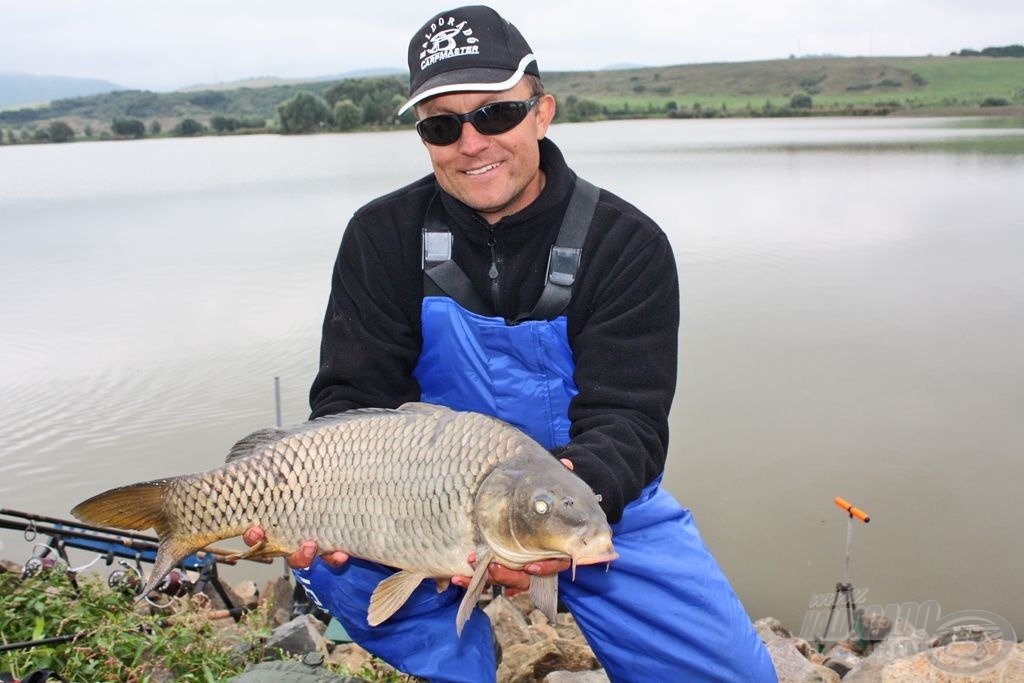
[571,549,620,566]
[567,534,618,579]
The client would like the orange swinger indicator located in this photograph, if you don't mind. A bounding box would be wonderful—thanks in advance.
[834,496,870,523]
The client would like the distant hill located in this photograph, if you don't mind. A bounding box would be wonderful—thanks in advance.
[0,73,125,108]
[176,68,403,93]
[1,55,1021,138]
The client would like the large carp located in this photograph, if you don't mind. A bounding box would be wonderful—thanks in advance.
[71,402,617,634]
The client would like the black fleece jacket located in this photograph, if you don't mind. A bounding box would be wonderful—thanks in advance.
[309,138,679,523]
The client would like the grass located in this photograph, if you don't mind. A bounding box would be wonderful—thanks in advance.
[0,570,413,682]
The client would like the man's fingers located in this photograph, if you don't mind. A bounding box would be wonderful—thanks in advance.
[286,541,318,569]
[242,526,265,547]
[321,550,350,568]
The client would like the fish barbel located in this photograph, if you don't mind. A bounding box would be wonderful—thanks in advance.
[71,402,617,634]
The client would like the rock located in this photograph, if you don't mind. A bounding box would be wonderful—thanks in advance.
[262,576,296,628]
[500,641,568,683]
[201,575,246,610]
[821,641,861,678]
[855,609,893,643]
[326,642,374,675]
[0,559,23,574]
[766,638,841,683]
[264,614,330,658]
[485,595,535,645]
[544,671,610,683]
[845,640,1022,682]
[551,637,601,672]
[232,579,259,608]
[756,616,794,643]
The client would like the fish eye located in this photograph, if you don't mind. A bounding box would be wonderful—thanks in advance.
[533,493,554,515]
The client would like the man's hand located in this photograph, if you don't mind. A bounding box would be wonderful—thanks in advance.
[242,526,349,569]
[450,553,571,596]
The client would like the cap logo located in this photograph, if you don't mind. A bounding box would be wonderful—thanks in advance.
[419,16,480,70]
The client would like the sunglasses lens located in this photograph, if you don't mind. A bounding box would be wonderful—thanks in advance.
[416,98,538,145]
[417,116,462,145]
[472,101,529,135]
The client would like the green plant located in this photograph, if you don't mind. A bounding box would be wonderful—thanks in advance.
[0,572,267,681]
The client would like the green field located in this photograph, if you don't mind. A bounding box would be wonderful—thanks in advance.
[2,54,1022,142]
[544,55,1024,114]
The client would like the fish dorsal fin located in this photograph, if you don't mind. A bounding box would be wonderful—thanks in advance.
[225,428,287,462]
[396,401,447,414]
[455,548,493,636]
[368,570,429,627]
[530,573,559,625]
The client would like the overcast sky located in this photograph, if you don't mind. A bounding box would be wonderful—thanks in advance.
[3,0,1021,91]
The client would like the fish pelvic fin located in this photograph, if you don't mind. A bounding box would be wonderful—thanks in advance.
[455,548,493,637]
[529,573,559,625]
[71,480,171,536]
[368,570,429,628]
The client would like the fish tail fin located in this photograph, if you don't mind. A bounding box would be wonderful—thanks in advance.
[72,479,202,597]
[71,480,172,535]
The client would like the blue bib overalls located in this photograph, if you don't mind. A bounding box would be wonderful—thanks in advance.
[295,184,776,682]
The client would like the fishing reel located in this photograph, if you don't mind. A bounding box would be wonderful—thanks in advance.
[20,543,70,580]
[140,568,195,607]
[21,555,66,579]
[107,560,143,595]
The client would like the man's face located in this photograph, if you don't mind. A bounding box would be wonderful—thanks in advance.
[416,81,556,224]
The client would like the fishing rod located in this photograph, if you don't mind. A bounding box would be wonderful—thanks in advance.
[0,508,271,565]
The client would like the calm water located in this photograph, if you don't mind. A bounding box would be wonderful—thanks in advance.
[2,117,1023,636]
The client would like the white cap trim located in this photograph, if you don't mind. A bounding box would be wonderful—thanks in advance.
[398,53,536,116]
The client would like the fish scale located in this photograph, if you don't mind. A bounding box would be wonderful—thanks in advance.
[72,402,617,634]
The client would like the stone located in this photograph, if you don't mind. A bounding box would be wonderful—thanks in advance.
[766,638,841,683]
[821,641,861,678]
[756,616,794,643]
[262,576,296,628]
[326,643,374,675]
[543,671,610,683]
[232,579,259,608]
[265,614,330,658]
[844,641,1022,683]
[485,595,535,645]
[0,559,24,574]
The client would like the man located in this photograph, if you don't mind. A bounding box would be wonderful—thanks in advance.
[247,6,776,681]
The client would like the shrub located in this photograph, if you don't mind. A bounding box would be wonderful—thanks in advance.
[111,117,146,139]
[47,120,75,143]
[980,97,1011,107]
[176,118,204,136]
[790,92,813,109]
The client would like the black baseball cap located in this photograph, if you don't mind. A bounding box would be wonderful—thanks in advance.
[399,5,540,115]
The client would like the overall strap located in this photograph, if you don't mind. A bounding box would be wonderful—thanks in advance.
[422,192,494,316]
[513,177,599,323]
[421,177,600,322]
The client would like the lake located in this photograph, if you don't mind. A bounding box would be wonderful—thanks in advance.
[2,116,1023,639]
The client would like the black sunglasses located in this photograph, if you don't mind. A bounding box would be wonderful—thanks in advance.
[415,96,541,146]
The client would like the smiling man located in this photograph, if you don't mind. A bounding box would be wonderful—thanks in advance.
[249,5,776,681]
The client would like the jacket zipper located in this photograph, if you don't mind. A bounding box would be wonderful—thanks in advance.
[487,226,501,309]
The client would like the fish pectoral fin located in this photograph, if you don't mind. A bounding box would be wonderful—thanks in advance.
[435,578,451,593]
[367,570,428,627]
[529,572,559,625]
[455,548,493,637]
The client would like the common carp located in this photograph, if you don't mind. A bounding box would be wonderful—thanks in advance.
[71,402,617,634]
